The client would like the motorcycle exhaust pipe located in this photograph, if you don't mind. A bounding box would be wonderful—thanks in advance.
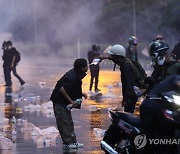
[100,141,118,154]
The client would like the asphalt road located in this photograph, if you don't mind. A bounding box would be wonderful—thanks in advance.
[0,62,126,154]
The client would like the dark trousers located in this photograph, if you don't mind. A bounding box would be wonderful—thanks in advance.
[53,103,77,144]
[3,65,12,86]
[124,96,138,113]
[89,65,99,91]
[12,66,25,85]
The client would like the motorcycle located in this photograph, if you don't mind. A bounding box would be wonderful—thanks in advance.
[100,91,180,154]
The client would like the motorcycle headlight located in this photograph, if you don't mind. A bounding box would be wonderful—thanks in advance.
[172,95,180,106]
[164,96,174,103]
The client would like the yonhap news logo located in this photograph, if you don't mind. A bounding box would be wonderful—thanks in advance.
[134,134,180,149]
[134,134,147,149]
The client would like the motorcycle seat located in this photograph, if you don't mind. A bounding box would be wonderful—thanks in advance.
[115,111,141,128]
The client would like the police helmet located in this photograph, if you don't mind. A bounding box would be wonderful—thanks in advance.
[149,40,169,57]
[128,36,138,46]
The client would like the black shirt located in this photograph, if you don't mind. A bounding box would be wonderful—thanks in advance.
[2,48,14,66]
[120,59,137,102]
[50,69,86,107]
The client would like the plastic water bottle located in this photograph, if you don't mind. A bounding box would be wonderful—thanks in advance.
[75,99,82,105]
[66,104,74,111]
[17,119,23,126]
[6,93,12,96]
[43,140,46,147]
[134,86,142,98]
[12,129,17,136]
[91,58,101,65]
[66,99,82,110]
[11,116,16,125]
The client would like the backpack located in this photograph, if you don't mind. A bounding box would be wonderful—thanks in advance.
[14,49,21,63]
[125,58,147,89]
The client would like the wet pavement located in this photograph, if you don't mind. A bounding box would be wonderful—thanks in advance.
[0,61,142,154]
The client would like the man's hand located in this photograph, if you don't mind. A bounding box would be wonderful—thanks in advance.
[11,64,14,69]
[70,100,76,105]
[11,56,16,69]
[59,87,74,105]
[72,100,78,107]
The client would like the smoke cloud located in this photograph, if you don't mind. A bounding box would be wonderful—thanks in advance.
[0,0,104,56]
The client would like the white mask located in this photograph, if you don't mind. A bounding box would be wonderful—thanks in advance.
[157,56,165,65]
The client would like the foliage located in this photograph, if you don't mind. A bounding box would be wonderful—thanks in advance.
[97,0,180,44]
[161,0,180,33]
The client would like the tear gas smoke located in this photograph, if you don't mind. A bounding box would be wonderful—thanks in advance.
[0,0,104,57]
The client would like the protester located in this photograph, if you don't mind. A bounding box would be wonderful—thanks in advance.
[171,39,180,61]
[126,36,138,62]
[146,40,180,93]
[50,58,88,149]
[87,44,101,93]
[126,36,147,89]
[7,41,25,86]
[2,41,13,86]
[105,44,138,113]
[2,41,25,86]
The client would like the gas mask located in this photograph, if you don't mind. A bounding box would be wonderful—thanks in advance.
[152,52,166,67]
[157,56,166,66]
[152,56,166,67]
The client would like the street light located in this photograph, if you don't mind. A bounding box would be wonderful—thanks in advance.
[77,39,80,58]
[133,0,136,36]
[33,0,37,44]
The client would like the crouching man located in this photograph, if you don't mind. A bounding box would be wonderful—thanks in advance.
[50,58,88,150]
